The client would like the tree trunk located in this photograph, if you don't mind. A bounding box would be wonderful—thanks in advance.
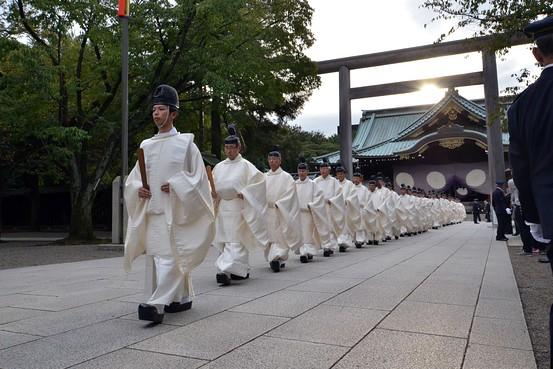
[68,188,95,241]
[24,174,41,231]
[211,96,222,159]
[198,98,205,151]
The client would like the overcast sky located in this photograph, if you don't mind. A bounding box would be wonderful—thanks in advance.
[290,0,540,136]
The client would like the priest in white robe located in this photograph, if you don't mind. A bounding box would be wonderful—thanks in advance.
[264,148,302,272]
[212,127,269,286]
[336,167,361,252]
[364,179,382,245]
[124,85,215,324]
[397,185,413,237]
[314,160,344,256]
[373,176,392,243]
[386,182,402,240]
[352,172,369,247]
[295,160,332,262]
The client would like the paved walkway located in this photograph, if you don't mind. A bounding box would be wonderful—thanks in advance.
[0,222,535,369]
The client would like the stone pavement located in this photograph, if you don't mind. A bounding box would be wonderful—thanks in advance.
[0,222,536,369]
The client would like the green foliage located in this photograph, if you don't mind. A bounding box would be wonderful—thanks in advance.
[420,0,553,122]
[0,0,321,238]
[421,1,553,41]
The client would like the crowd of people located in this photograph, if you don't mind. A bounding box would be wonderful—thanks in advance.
[122,14,553,365]
[122,84,465,324]
[212,141,466,283]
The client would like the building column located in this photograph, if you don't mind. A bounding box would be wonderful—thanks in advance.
[339,65,353,177]
[482,50,505,193]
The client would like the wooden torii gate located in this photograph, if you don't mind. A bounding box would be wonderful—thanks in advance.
[315,34,530,191]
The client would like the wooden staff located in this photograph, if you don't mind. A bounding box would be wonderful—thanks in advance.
[137,148,149,190]
[206,165,219,216]
[206,165,216,194]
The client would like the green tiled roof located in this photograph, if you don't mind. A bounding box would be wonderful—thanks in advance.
[396,90,486,139]
[315,90,509,164]
[356,111,426,149]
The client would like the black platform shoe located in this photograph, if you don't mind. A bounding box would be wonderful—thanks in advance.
[138,304,164,323]
[216,272,231,286]
[355,242,363,249]
[230,273,249,280]
[323,249,331,257]
[300,255,308,263]
[367,240,373,245]
[339,245,348,252]
[374,240,379,245]
[395,236,399,240]
[307,254,314,260]
[270,260,281,272]
[164,301,192,313]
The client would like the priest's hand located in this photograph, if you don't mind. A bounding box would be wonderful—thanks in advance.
[211,191,218,199]
[237,193,244,200]
[138,187,151,199]
[161,183,170,193]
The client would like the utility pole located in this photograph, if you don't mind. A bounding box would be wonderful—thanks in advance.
[118,0,130,243]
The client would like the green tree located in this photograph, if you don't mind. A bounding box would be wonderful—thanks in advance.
[421,1,552,39]
[0,0,320,240]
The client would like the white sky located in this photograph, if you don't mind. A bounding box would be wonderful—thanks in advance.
[291,0,540,136]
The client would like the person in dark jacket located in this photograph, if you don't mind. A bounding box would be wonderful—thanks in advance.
[484,200,491,222]
[492,181,509,241]
[472,199,481,224]
[509,16,553,254]
[508,16,553,368]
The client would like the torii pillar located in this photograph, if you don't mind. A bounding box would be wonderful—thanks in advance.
[482,50,506,191]
[339,66,353,177]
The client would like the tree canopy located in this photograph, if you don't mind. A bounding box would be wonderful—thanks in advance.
[421,1,553,39]
[0,0,331,239]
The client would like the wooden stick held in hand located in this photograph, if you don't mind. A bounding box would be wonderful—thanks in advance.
[206,165,216,195]
[137,148,149,190]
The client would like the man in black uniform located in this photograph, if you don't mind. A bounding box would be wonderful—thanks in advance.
[492,181,509,241]
[472,199,481,224]
[508,15,553,367]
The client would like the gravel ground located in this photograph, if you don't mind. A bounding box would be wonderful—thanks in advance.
[509,245,553,369]
[0,241,122,270]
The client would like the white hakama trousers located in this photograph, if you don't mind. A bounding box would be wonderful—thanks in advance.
[214,198,250,277]
[145,214,190,309]
[146,255,190,308]
[338,232,353,248]
[355,230,366,243]
[324,204,339,251]
[299,211,321,256]
[264,207,290,262]
[216,243,250,277]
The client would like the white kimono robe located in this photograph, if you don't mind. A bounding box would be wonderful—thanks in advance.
[353,183,370,243]
[373,187,391,240]
[337,179,360,248]
[213,154,269,277]
[314,175,344,251]
[295,178,332,256]
[124,130,215,306]
[397,194,413,234]
[364,189,381,241]
[265,167,302,262]
[431,198,442,228]
[386,190,401,238]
